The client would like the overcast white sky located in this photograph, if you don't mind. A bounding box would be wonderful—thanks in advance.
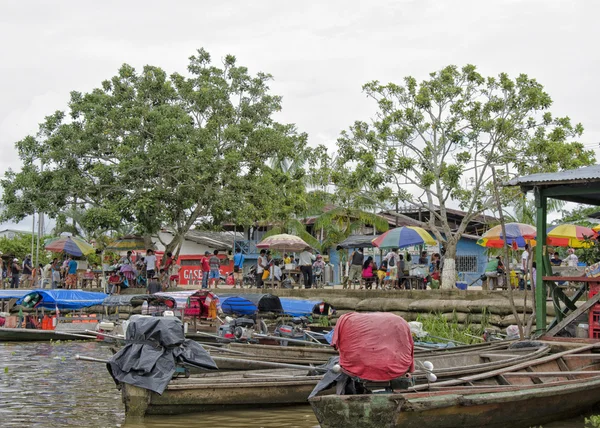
[1,0,599,231]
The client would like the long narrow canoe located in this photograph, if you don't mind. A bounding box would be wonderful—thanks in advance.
[120,342,550,416]
[0,327,96,341]
[310,343,600,428]
[207,341,548,373]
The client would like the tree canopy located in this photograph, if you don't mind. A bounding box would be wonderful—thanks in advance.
[2,49,310,256]
[336,65,596,288]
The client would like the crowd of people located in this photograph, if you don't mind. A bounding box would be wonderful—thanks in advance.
[252,247,328,289]
[0,252,86,290]
[107,249,182,295]
[483,245,582,291]
[341,248,439,290]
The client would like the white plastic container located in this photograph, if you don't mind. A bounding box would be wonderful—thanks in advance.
[576,323,589,338]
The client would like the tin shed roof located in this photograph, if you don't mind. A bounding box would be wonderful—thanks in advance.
[506,164,600,187]
[506,164,600,206]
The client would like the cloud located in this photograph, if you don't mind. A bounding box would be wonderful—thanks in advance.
[1,0,599,231]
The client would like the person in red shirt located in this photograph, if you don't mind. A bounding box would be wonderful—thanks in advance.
[163,252,174,274]
[201,251,211,289]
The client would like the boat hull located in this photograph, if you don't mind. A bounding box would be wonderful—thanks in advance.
[123,377,326,416]
[0,327,94,341]
[310,376,600,428]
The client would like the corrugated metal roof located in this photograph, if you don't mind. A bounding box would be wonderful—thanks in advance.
[506,164,600,187]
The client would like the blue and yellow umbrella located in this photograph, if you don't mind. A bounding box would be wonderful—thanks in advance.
[371,226,436,249]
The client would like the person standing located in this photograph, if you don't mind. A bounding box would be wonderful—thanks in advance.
[233,248,245,288]
[564,248,579,267]
[346,248,364,289]
[170,263,181,288]
[146,273,162,295]
[201,251,211,289]
[65,257,79,289]
[42,262,52,289]
[120,250,136,286]
[209,250,221,287]
[255,249,268,288]
[145,249,157,280]
[521,244,530,273]
[298,247,316,289]
[385,249,400,288]
[10,258,21,289]
[32,263,43,288]
[51,258,61,289]
[21,255,33,288]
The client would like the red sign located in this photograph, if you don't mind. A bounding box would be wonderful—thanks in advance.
[154,253,234,286]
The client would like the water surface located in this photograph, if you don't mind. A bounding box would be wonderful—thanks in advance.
[0,341,318,427]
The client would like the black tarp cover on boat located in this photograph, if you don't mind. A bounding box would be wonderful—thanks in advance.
[101,294,176,308]
[219,293,283,314]
[107,317,217,394]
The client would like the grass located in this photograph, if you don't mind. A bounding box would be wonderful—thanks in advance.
[416,311,489,345]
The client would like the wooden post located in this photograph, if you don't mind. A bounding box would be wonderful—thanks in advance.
[123,384,150,418]
[534,186,547,332]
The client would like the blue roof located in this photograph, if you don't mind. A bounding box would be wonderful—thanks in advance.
[279,298,322,317]
[17,290,107,310]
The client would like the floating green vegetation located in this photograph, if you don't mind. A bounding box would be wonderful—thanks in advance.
[415,311,489,345]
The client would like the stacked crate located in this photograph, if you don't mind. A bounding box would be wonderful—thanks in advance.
[589,282,600,339]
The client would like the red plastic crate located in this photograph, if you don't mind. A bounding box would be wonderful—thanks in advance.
[589,282,600,298]
[591,326,600,340]
[589,307,600,332]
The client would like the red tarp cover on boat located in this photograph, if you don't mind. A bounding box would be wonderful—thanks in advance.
[332,312,414,381]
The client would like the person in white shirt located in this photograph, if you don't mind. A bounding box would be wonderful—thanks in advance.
[255,249,268,288]
[41,263,52,289]
[385,249,400,287]
[145,249,157,279]
[564,248,579,267]
[270,260,283,281]
[521,244,530,273]
[298,247,316,289]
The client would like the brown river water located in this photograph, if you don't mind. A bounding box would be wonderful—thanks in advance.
[0,341,318,428]
[0,341,590,427]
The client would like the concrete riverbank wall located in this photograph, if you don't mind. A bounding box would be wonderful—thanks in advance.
[8,286,565,331]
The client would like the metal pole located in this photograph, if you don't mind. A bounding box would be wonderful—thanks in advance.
[252,333,330,347]
[31,210,35,261]
[535,186,547,332]
[211,356,326,372]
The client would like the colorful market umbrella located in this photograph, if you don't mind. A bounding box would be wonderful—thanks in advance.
[477,223,537,249]
[371,226,436,249]
[106,235,149,252]
[593,224,600,232]
[257,234,311,251]
[44,236,95,257]
[547,224,598,248]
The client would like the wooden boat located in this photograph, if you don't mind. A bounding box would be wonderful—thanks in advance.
[211,341,548,373]
[309,342,600,428]
[123,367,324,416]
[120,341,550,416]
[0,326,96,341]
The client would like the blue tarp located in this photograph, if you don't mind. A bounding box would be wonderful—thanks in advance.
[217,293,283,315]
[16,290,107,310]
[219,296,257,316]
[280,298,322,317]
[0,290,30,300]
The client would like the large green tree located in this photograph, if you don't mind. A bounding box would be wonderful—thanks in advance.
[2,49,309,258]
[337,65,596,288]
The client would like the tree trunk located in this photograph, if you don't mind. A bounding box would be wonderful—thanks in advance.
[440,243,456,290]
[164,233,183,263]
